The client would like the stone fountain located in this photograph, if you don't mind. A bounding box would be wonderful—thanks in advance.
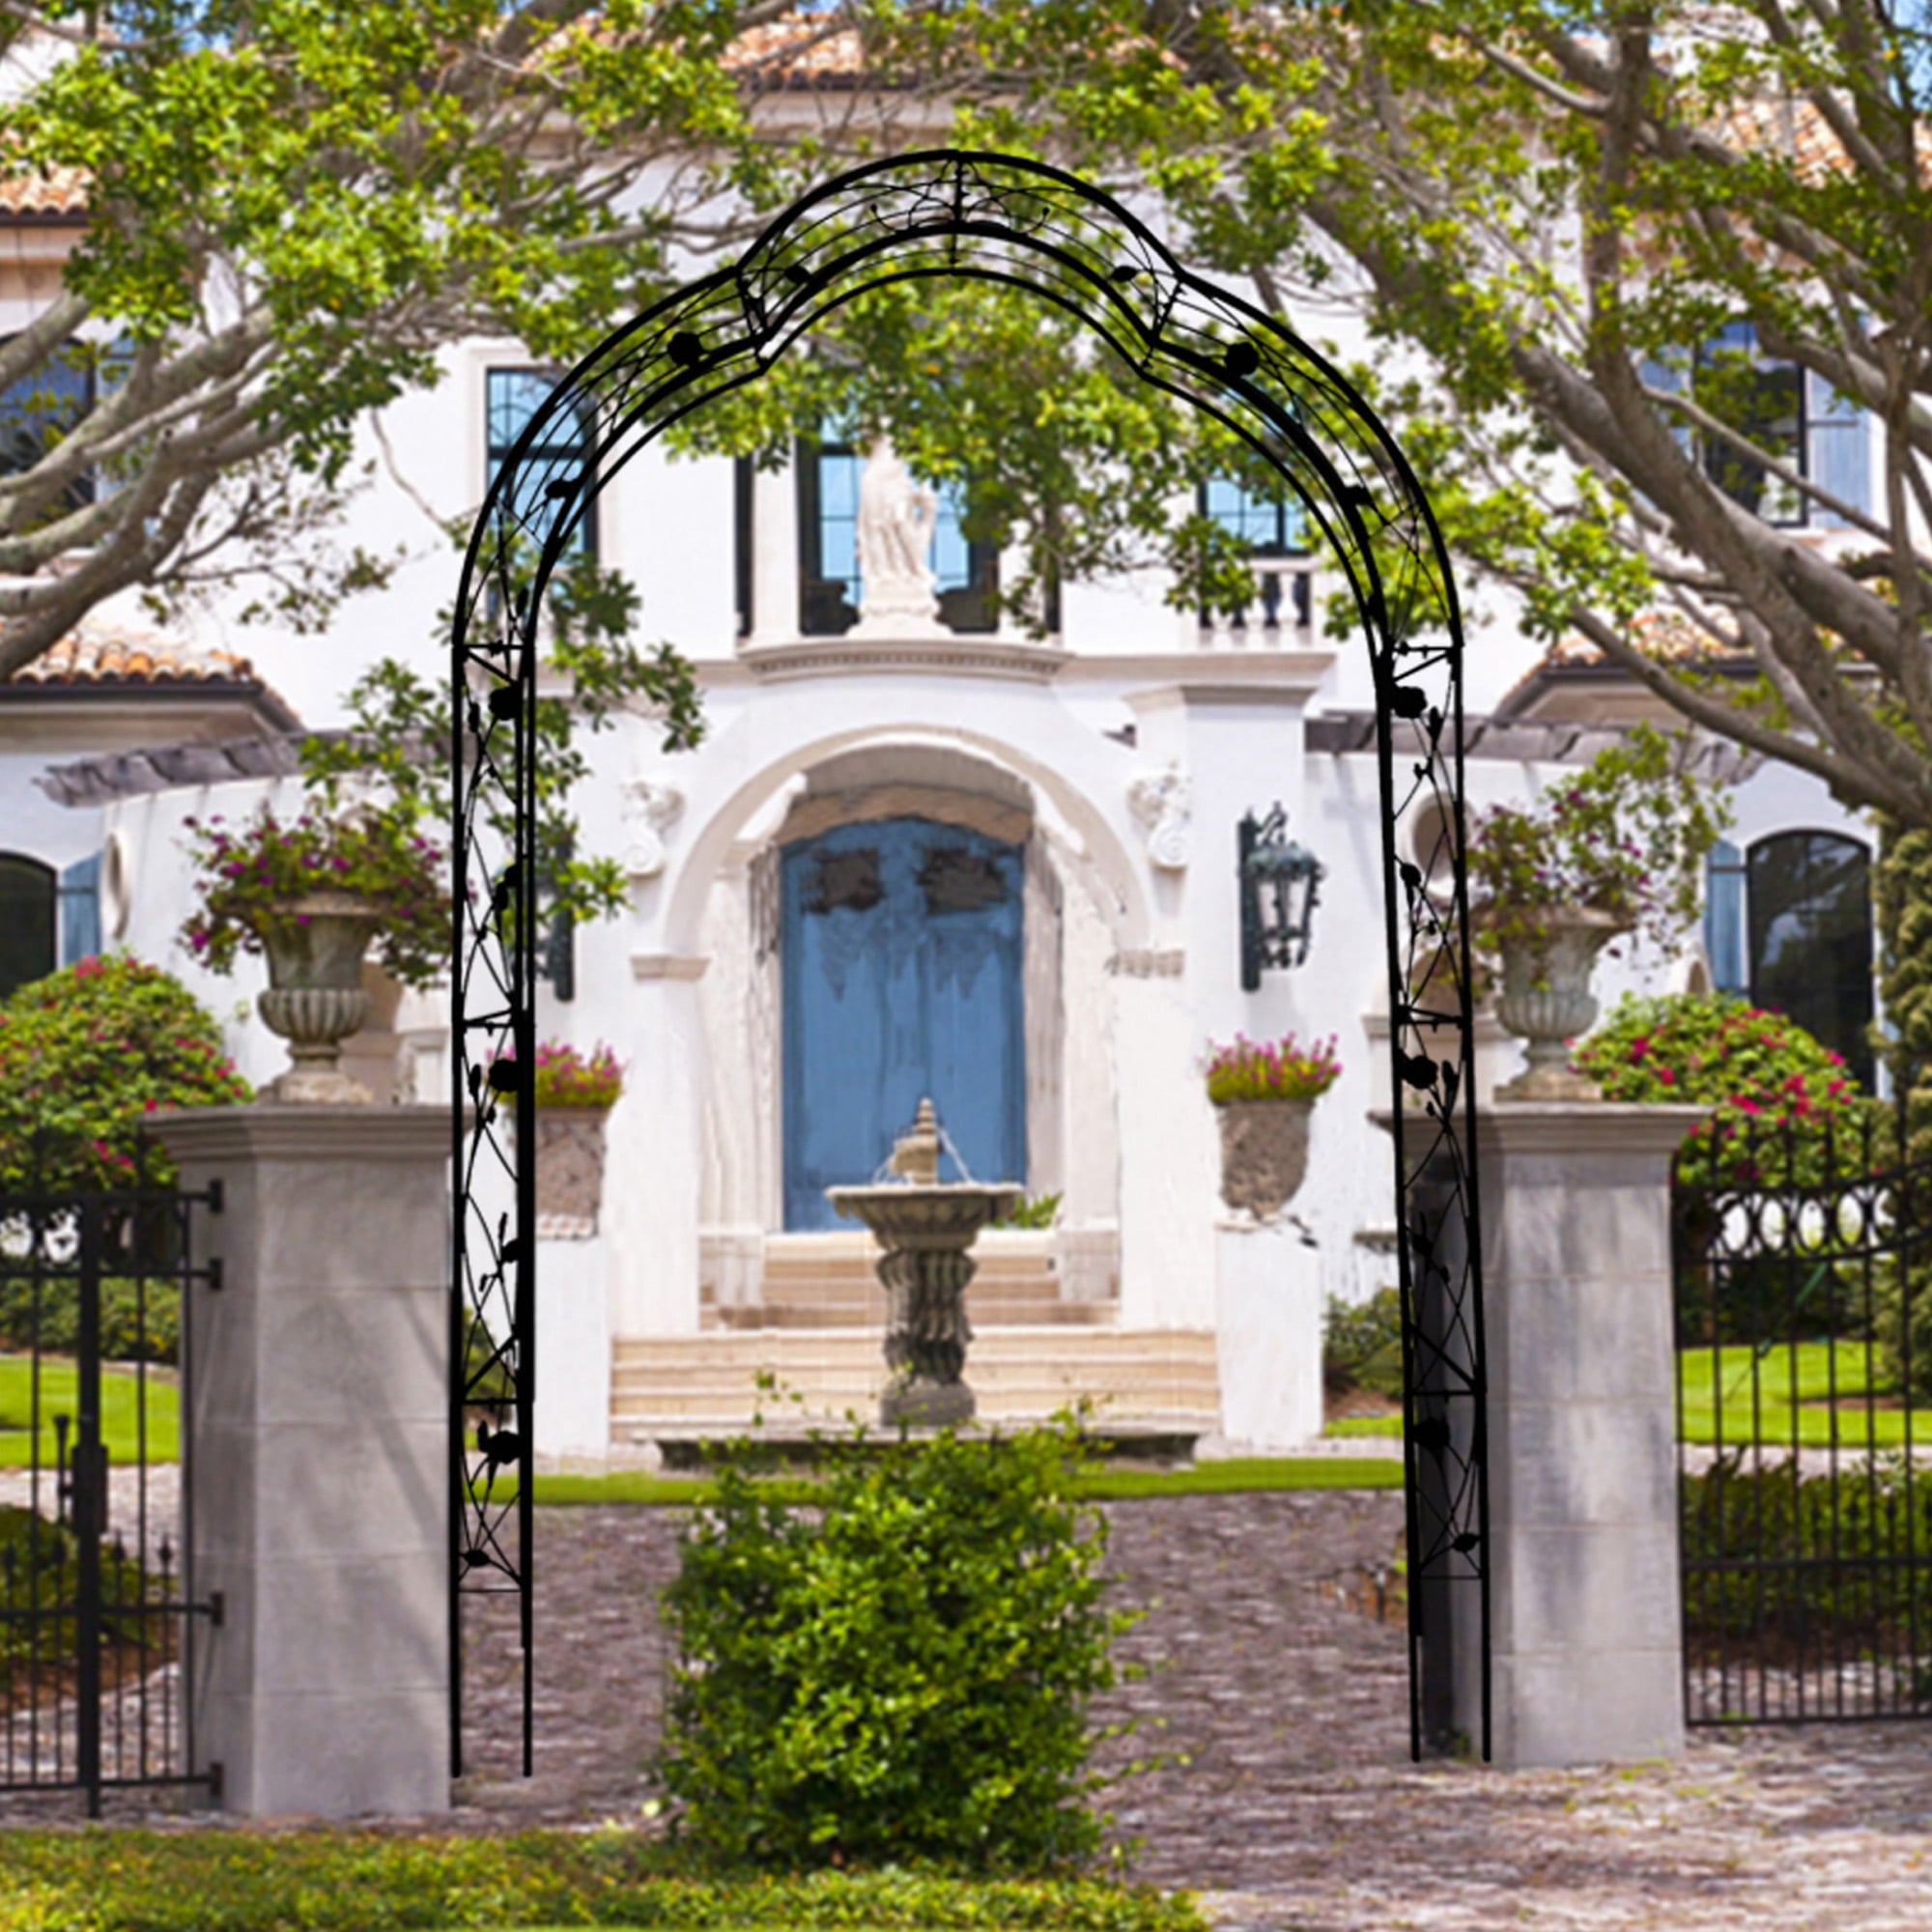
[827,1098,1020,1428]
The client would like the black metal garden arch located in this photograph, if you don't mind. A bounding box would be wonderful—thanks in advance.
[449,150,1490,1776]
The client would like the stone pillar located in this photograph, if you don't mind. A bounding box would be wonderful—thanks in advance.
[1109,952,1216,1328]
[607,959,706,1336]
[1215,1219,1323,1449]
[1467,1101,1703,1768]
[155,1104,451,1818]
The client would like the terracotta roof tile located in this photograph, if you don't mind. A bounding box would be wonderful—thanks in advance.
[1493,611,1749,719]
[0,163,90,218]
[723,14,867,88]
[9,620,301,725]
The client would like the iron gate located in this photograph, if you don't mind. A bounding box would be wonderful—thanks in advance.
[0,1142,221,1814]
[1672,1103,1932,1724]
[452,147,1490,1768]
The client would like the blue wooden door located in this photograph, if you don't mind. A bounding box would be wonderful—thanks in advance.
[781,816,1026,1229]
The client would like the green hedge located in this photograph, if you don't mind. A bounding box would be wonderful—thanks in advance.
[0,1273,180,1365]
[0,1506,160,1687]
[0,1835,1203,1932]
[1681,1454,1932,1654]
[658,1421,1136,1873]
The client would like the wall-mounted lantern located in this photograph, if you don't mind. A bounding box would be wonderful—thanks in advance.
[1238,804,1324,990]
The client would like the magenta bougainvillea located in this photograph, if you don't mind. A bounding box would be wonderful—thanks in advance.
[1203,1031,1342,1104]
[494,1038,626,1109]
[0,953,251,1191]
[1573,992,1866,1186]
[179,805,450,989]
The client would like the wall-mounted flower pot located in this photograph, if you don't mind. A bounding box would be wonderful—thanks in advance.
[255,893,383,1104]
[1214,1096,1314,1219]
[533,1107,609,1239]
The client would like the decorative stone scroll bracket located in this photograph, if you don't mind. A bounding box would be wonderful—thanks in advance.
[1127,763,1192,871]
[621,778,684,879]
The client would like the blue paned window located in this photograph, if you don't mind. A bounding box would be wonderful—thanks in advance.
[798,438,996,635]
[58,853,101,967]
[0,333,135,518]
[0,854,55,1000]
[485,367,596,559]
[1706,831,1875,1090]
[1200,478,1311,628]
[1202,477,1307,554]
[1673,324,1870,526]
[1703,838,1747,994]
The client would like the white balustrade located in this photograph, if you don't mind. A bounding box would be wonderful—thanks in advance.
[1198,554,1318,649]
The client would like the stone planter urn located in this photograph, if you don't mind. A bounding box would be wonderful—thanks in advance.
[256,894,383,1104]
[1214,1097,1314,1218]
[1491,905,1630,1101]
[532,1107,609,1240]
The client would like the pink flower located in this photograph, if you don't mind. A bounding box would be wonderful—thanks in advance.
[1657,1067,1675,1086]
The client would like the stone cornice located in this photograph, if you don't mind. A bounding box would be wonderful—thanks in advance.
[151,1102,454,1163]
[630,952,710,980]
[1370,1101,1709,1156]
[738,636,1071,682]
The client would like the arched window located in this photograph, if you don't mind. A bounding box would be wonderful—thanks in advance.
[1706,831,1874,1088]
[0,855,56,1001]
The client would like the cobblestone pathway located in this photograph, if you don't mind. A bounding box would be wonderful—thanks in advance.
[6,1490,1930,1928]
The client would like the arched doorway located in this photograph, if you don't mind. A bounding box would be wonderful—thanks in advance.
[450,150,1488,1775]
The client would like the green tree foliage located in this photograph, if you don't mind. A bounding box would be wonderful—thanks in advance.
[1873,817,1932,1396]
[0,1,878,670]
[657,1419,1137,1873]
[904,0,1932,824]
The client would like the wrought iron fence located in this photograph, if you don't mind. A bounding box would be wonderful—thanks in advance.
[1672,1102,1932,1724]
[0,1140,221,1813]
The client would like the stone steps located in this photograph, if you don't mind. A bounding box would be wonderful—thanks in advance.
[610,1326,1219,1437]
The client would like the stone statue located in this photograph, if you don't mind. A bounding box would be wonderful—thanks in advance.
[1128,763,1193,871]
[619,778,683,878]
[853,437,945,636]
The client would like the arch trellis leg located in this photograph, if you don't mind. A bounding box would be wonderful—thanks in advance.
[449,149,1491,1773]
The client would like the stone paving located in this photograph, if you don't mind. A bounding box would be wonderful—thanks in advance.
[5,1488,1931,1928]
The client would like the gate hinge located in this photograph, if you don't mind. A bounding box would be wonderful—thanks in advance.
[205,1257,223,1293]
[207,1178,224,1214]
[207,1760,225,1803]
[208,1589,225,1629]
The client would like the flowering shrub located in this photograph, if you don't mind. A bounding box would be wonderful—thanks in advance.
[1204,1031,1342,1103]
[1468,724,1731,975]
[179,805,450,990]
[0,954,251,1195]
[493,1038,625,1109]
[1574,993,1862,1179]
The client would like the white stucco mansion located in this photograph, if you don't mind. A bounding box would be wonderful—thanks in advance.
[0,197,1891,1461]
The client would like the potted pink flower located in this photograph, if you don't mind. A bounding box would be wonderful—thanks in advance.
[1204,1031,1342,1217]
[493,1039,624,1238]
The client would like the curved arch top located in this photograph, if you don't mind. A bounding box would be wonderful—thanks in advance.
[449,150,1490,1771]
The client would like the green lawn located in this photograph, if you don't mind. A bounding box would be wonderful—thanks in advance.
[0,1355,178,1466]
[1321,1342,1932,1450]
[1677,1337,1932,1448]
[517,1454,1403,1508]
